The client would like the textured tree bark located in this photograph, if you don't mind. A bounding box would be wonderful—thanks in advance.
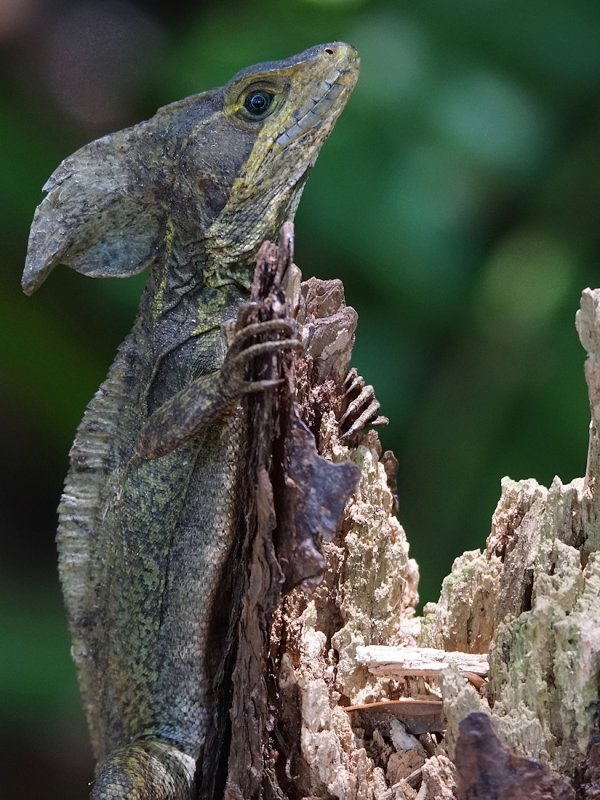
[224,225,419,799]
[415,289,600,798]
[225,232,600,799]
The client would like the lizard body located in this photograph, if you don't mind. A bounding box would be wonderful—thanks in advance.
[22,44,359,799]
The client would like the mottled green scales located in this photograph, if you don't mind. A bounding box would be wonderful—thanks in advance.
[22,45,359,799]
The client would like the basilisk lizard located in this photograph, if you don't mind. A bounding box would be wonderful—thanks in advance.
[22,44,359,799]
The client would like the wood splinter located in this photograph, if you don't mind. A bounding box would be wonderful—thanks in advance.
[356,644,489,679]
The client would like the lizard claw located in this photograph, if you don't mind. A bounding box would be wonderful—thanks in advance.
[227,318,297,355]
[221,315,303,398]
[339,368,388,441]
[229,338,302,370]
[226,316,302,374]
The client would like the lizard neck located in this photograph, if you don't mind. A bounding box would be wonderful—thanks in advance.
[144,219,254,326]
[131,221,255,416]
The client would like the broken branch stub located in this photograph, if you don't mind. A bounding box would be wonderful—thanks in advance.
[420,288,600,793]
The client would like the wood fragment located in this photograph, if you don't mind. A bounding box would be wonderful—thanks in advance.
[379,766,423,800]
[454,712,575,799]
[356,645,488,678]
[344,699,443,713]
[227,224,420,798]
[415,756,458,799]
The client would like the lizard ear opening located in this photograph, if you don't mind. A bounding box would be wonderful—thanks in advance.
[22,125,163,295]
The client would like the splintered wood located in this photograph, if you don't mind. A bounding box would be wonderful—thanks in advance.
[228,227,600,800]
[416,289,600,797]
[356,645,488,679]
[226,225,420,799]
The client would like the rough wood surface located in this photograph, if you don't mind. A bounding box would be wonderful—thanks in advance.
[227,244,600,797]
[224,226,420,798]
[419,288,600,795]
[356,645,488,679]
[454,713,575,799]
[276,286,600,796]
[266,279,420,799]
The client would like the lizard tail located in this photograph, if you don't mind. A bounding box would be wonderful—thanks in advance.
[90,740,196,800]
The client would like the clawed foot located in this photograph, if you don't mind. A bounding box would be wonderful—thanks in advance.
[222,316,303,396]
[339,368,388,442]
[136,318,302,459]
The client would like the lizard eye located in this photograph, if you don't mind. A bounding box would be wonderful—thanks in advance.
[243,90,274,117]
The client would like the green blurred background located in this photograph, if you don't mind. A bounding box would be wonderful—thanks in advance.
[2,0,599,796]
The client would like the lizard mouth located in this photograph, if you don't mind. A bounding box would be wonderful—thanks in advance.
[274,60,359,151]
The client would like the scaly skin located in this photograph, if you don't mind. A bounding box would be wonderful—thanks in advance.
[23,44,358,799]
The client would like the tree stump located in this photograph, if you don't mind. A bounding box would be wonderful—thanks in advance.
[226,228,600,799]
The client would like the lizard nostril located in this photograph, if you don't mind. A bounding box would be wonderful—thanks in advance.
[325,47,334,55]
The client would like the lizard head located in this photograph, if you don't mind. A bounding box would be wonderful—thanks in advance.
[22,43,358,294]
[203,42,359,265]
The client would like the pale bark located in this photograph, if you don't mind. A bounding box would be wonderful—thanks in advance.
[229,235,600,799]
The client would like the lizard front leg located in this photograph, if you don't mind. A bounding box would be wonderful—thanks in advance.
[137,318,300,459]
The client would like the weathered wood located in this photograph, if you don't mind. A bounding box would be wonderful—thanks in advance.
[265,273,421,798]
[230,248,600,797]
[356,645,488,679]
[454,713,575,799]
[419,288,600,795]
[225,226,418,798]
